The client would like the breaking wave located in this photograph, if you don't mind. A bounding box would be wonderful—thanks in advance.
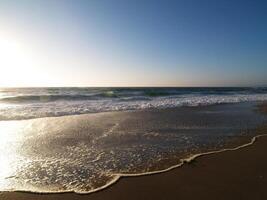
[0,87,267,120]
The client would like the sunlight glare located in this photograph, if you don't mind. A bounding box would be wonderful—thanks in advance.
[0,121,25,188]
[0,35,37,87]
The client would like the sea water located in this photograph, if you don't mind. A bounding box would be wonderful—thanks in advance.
[1,87,267,120]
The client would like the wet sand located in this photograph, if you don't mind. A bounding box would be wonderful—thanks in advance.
[1,103,267,200]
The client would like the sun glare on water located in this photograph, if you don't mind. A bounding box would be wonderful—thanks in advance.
[0,121,25,188]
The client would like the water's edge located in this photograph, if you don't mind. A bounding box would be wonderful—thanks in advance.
[2,133,267,195]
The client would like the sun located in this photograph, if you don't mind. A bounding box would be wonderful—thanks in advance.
[0,35,37,87]
[0,37,27,68]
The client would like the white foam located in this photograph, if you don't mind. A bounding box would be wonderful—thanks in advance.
[3,134,266,194]
[1,94,267,120]
[73,133,267,194]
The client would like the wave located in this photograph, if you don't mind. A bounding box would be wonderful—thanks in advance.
[1,87,267,103]
[1,93,267,120]
[0,93,119,103]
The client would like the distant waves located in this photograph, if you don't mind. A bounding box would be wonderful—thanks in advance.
[0,87,267,120]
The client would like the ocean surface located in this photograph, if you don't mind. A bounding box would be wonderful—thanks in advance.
[1,87,267,120]
[0,87,267,193]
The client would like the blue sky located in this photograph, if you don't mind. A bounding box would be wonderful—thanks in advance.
[0,0,266,87]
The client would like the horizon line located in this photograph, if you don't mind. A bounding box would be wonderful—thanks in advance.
[1,85,266,89]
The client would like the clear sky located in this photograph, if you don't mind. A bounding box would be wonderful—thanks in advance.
[0,0,266,87]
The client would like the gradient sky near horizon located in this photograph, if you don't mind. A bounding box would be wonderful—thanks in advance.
[0,0,266,87]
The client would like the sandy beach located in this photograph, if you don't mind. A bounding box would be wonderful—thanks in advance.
[0,103,266,200]
[1,129,267,200]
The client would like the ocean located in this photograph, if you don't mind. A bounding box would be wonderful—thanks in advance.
[0,87,267,193]
[1,87,267,120]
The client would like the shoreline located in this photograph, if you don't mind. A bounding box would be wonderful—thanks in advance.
[1,133,267,195]
[1,130,267,199]
[0,102,267,199]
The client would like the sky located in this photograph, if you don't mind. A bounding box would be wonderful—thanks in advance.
[0,0,266,87]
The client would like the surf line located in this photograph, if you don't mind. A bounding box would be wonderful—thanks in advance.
[69,133,267,194]
[113,133,267,177]
[8,133,267,194]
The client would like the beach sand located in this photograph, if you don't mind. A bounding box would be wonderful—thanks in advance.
[1,103,267,200]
